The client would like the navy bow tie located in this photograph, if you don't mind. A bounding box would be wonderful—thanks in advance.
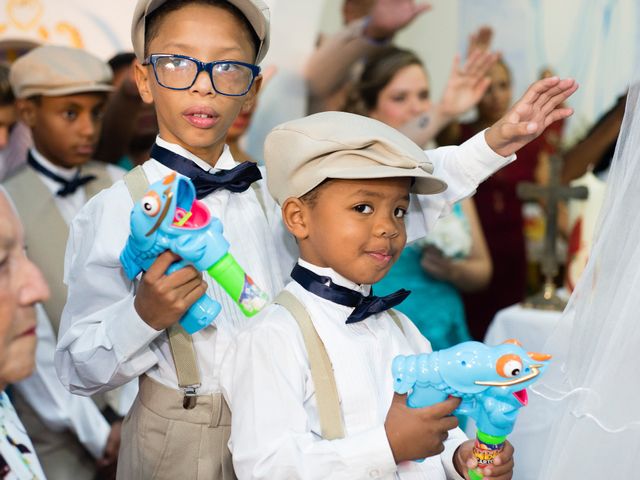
[291,264,411,324]
[151,144,262,199]
[27,152,96,197]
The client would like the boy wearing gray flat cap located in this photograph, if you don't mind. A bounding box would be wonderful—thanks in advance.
[221,105,573,479]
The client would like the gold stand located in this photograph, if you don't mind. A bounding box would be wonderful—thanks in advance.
[521,277,566,311]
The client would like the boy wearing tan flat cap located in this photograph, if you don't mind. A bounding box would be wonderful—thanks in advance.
[220,110,576,479]
[54,0,576,478]
[2,45,129,479]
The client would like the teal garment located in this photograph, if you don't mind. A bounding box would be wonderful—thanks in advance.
[117,155,135,171]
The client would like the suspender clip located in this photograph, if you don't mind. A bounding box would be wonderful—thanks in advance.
[182,385,200,410]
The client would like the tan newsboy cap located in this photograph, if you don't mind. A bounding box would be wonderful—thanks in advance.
[10,45,113,99]
[131,0,270,64]
[265,111,448,205]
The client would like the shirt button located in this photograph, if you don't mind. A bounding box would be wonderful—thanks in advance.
[368,469,380,478]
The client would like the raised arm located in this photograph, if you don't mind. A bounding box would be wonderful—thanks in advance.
[407,76,577,242]
[485,76,578,157]
[399,49,497,148]
[561,94,625,183]
[305,0,430,107]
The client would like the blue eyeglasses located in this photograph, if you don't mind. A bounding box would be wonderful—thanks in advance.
[143,54,261,96]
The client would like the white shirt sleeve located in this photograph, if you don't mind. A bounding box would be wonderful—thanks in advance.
[221,313,398,480]
[14,305,110,459]
[55,181,164,396]
[406,129,516,242]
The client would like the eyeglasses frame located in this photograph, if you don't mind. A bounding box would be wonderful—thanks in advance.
[142,53,261,97]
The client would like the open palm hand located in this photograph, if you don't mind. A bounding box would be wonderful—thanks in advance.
[366,0,431,39]
[439,49,498,119]
[486,76,579,157]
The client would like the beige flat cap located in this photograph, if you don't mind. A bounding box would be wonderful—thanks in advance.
[265,111,448,205]
[10,45,113,99]
[131,0,270,64]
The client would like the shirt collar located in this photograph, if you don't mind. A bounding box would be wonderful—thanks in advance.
[155,136,237,173]
[298,258,372,296]
[30,147,79,181]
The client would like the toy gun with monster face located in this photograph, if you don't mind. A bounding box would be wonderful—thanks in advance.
[120,173,270,334]
[392,339,551,479]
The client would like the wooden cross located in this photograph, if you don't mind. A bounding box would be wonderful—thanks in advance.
[517,154,588,310]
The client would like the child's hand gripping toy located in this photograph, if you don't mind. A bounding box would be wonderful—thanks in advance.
[392,339,551,479]
[120,173,270,334]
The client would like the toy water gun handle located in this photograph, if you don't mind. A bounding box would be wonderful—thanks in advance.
[206,252,268,317]
[468,430,507,480]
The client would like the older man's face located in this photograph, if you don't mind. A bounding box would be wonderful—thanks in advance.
[0,192,48,370]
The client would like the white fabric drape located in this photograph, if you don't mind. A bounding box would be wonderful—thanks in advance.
[534,82,640,477]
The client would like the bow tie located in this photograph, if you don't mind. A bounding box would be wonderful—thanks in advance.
[151,144,262,199]
[27,152,96,197]
[291,264,411,324]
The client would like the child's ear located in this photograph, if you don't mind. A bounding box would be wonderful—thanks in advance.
[16,99,36,127]
[241,74,262,113]
[134,60,154,104]
[282,197,310,241]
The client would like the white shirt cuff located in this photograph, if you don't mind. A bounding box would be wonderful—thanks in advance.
[456,129,516,187]
[335,425,397,479]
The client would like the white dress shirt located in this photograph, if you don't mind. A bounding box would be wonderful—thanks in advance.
[12,152,129,458]
[220,260,467,480]
[55,133,513,397]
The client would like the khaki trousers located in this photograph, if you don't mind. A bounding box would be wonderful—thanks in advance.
[116,375,235,480]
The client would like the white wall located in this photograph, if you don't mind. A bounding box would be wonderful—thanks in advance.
[0,0,135,60]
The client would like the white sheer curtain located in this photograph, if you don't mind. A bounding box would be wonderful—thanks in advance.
[533,81,640,478]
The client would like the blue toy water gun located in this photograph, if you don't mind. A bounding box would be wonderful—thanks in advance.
[120,172,269,334]
[392,339,551,479]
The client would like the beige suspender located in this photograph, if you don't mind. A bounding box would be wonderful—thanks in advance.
[274,290,407,441]
[274,290,346,440]
[124,166,202,408]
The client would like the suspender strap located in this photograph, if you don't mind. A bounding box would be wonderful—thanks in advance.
[124,166,202,406]
[123,165,149,203]
[274,290,345,440]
